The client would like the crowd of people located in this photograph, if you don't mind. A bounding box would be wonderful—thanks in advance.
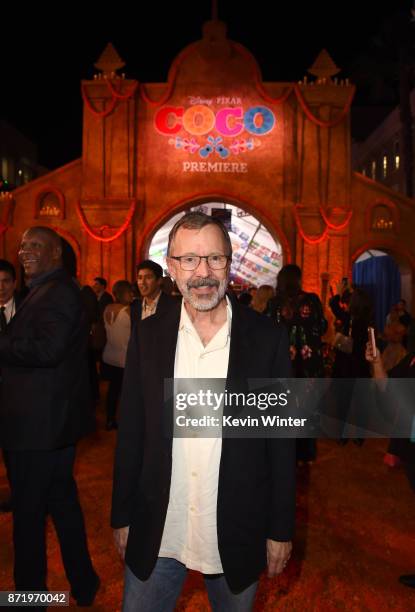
[0,215,414,609]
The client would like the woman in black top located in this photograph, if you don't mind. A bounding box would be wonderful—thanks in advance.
[330,287,373,379]
[366,342,415,588]
[329,287,374,444]
[268,265,327,462]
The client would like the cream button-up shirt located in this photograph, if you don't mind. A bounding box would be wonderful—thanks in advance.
[158,297,232,573]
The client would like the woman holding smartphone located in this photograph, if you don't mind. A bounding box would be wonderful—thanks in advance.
[366,340,415,589]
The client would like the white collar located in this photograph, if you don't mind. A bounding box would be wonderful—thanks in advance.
[0,296,14,309]
[142,290,162,308]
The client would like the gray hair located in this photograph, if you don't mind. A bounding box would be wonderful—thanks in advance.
[167,211,232,256]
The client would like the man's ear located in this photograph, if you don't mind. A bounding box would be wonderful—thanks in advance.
[166,257,176,281]
[53,245,63,262]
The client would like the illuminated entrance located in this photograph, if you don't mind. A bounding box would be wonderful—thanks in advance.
[353,249,412,330]
[148,202,283,287]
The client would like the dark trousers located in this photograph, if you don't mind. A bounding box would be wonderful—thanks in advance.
[88,349,100,402]
[105,364,124,422]
[296,438,317,462]
[4,445,98,598]
[0,449,11,505]
[405,462,415,493]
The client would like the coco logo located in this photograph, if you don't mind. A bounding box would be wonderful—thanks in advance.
[155,104,276,137]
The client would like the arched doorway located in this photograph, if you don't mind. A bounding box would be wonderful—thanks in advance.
[352,248,412,330]
[148,201,283,288]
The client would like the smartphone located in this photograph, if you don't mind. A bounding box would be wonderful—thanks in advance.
[368,326,377,358]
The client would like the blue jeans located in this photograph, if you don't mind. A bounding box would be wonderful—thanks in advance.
[122,558,258,612]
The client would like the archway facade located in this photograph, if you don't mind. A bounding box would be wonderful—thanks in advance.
[1,22,414,312]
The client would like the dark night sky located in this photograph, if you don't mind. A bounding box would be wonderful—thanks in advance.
[1,1,412,169]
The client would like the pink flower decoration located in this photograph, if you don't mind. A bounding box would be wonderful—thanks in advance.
[301,345,313,359]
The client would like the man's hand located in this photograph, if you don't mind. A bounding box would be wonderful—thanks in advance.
[266,539,292,577]
[114,526,130,560]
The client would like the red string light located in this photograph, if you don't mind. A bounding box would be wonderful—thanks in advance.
[81,84,117,118]
[294,206,328,245]
[139,45,196,107]
[319,207,353,230]
[233,43,295,106]
[0,196,13,236]
[294,85,355,128]
[82,81,138,118]
[233,43,355,128]
[294,206,353,244]
[82,43,355,128]
[76,200,136,242]
[106,80,138,100]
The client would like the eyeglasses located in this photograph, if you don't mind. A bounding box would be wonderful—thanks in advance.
[169,254,231,271]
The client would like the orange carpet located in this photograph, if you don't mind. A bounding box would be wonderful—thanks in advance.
[1,403,415,611]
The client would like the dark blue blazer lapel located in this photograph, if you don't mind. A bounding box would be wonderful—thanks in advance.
[225,300,254,404]
[10,281,56,323]
[12,269,68,322]
[151,300,181,444]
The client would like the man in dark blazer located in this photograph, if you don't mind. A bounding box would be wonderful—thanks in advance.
[131,259,177,327]
[92,276,113,317]
[0,258,19,330]
[91,277,113,401]
[0,227,99,605]
[112,212,295,611]
[0,258,21,513]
